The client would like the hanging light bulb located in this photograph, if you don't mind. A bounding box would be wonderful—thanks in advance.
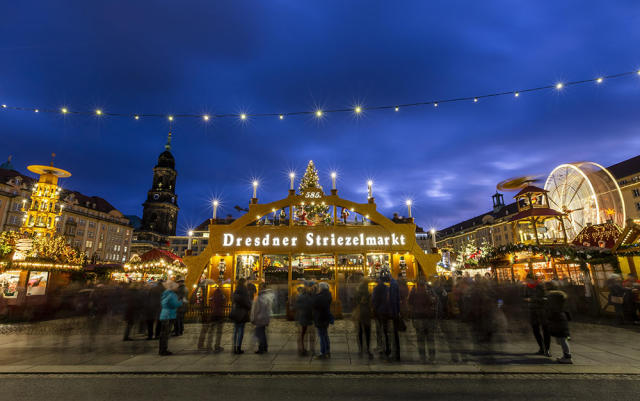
[596,77,603,84]
[61,107,68,114]
[203,114,210,121]
[95,109,103,116]
[315,109,323,117]
[168,115,174,121]
[555,82,564,90]
[240,113,247,120]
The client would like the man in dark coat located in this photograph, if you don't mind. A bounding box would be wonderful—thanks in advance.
[353,278,373,358]
[313,282,332,359]
[230,278,252,354]
[372,273,401,360]
[545,282,572,364]
[122,283,141,341]
[173,278,187,336]
[524,273,550,356]
[295,283,315,356]
[145,281,164,339]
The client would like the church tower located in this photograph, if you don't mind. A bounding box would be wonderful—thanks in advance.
[140,132,179,236]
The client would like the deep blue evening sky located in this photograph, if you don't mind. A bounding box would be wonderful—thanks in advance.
[1,1,639,233]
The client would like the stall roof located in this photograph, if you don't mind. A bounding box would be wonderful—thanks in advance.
[509,207,563,222]
[140,248,184,265]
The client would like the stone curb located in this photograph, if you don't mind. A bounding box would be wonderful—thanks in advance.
[0,366,639,375]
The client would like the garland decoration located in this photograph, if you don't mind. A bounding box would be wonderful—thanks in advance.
[478,242,617,266]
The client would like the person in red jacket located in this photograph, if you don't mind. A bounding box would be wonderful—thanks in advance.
[197,284,226,352]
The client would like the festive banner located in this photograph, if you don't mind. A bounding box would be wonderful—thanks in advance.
[26,271,48,296]
[0,271,21,298]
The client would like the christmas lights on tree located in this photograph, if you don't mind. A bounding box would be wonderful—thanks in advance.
[296,160,330,225]
[298,160,323,192]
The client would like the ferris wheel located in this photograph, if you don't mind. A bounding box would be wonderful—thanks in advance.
[544,162,625,241]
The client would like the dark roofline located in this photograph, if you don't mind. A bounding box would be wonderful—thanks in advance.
[438,202,519,238]
[606,155,640,180]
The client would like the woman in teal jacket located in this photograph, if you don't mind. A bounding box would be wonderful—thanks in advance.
[159,280,183,355]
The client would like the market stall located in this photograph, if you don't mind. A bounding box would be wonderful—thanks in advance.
[183,161,440,318]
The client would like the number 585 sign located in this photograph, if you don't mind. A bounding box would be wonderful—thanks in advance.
[301,189,324,199]
[304,191,322,199]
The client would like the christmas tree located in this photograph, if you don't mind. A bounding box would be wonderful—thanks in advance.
[297,160,330,224]
[298,160,323,192]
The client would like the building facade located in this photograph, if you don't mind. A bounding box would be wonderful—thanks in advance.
[608,155,640,220]
[0,164,132,263]
[168,219,210,257]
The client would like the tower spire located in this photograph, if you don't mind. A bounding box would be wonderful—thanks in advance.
[165,131,172,151]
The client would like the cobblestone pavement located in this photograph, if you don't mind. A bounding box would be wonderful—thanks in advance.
[0,317,639,374]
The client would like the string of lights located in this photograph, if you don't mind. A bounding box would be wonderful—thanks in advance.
[1,69,639,122]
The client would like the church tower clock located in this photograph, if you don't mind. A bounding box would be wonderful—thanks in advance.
[140,132,179,236]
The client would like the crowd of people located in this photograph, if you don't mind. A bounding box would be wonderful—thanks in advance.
[146,269,617,364]
[5,270,637,363]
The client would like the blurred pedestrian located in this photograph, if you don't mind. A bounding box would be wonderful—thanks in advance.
[372,271,401,361]
[607,274,627,325]
[408,276,438,363]
[622,273,640,324]
[122,283,141,341]
[545,282,572,364]
[198,284,226,352]
[295,283,315,356]
[173,277,187,336]
[524,273,550,357]
[434,276,462,363]
[353,278,373,359]
[314,282,333,359]
[145,280,164,339]
[158,280,182,356]
[250,282,274,354]
[230,278,251,354]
